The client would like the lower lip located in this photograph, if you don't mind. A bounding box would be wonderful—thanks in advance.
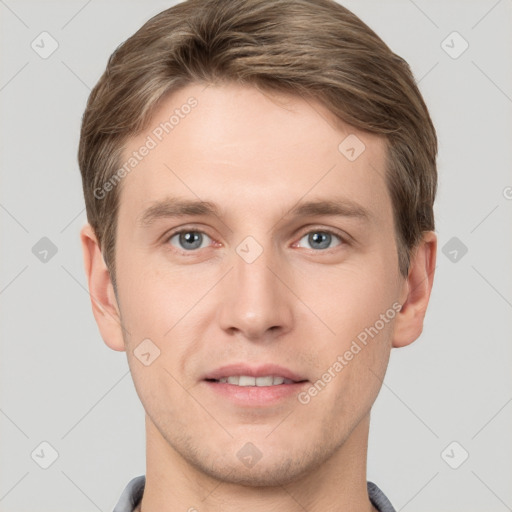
[203,380,309,406]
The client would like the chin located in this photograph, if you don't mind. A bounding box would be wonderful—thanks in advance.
[182,434,335,488]
[199,456,310,487]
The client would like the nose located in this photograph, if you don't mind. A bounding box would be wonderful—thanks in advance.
[217,239,294,342]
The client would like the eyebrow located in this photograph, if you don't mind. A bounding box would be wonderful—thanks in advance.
[288,199,371,222]
[138,198,223,227]
[137,196,372,228]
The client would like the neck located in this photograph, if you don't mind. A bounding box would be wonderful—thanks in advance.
[138,413,377,512]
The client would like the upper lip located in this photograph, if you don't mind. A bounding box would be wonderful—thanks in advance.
[202,363,308,382]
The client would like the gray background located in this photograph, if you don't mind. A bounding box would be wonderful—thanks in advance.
[1,0,511,511]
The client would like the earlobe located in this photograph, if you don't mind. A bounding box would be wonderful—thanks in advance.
[392,231,437,348]
[80,223,126,352]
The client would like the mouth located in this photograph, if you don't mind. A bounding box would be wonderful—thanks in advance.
[202,364,309,406]
[205,375,307,386]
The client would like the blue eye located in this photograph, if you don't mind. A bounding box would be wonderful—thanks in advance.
[166,228,345,253]
[168,230,212,251]
[297,230,343,250]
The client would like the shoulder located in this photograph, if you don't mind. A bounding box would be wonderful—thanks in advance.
[367,481,396,512]
[112,475,146,512]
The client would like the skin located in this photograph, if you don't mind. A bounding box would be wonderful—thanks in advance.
[81,82,436,512]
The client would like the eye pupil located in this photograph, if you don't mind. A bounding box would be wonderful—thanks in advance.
[180,231,202,249]
[309,232,331,250]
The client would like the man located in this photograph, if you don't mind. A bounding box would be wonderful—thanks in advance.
[78,0,437,510]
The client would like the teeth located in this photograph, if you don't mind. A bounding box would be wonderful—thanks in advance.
[238,376,255,386]
[256,376,274,386]
[216,375,294,386]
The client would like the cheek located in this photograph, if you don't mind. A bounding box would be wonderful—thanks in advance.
[115,250,183,338]
[127,355,185,429]
[303,259,397,399]
[317,317,393,430]
[308,261,398,341]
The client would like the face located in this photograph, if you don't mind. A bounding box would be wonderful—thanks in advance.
[106,82,409,485]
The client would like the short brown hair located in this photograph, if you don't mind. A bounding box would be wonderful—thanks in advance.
[78,0,437,291]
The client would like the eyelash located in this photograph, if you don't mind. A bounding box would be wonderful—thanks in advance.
[164,226,348,254]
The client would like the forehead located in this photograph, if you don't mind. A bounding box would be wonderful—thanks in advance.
[117,82,391,227]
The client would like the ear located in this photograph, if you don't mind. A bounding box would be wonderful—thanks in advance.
[392,231,437,348]
[80,223,126,352]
